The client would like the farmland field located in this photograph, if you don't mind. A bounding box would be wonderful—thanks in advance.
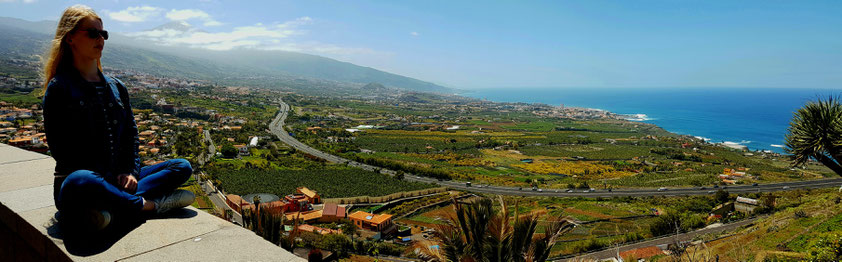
[285,95,835,189]
[212,167,435,198]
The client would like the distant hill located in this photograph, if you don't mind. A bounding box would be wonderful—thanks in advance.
[0,17,453,94]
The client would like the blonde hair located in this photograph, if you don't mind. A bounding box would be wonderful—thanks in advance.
[40,5,103,94]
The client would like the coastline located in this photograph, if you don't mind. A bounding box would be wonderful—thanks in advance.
[458,87,808,154]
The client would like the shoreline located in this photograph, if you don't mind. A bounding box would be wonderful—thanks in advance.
[459,90,789,154]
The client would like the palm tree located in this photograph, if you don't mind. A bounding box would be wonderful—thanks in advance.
[421,196,574,262]
[785,96,842,175]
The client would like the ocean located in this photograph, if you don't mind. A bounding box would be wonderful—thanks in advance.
[462,87,840,154]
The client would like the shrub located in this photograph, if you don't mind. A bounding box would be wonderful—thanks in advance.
[573,238,607,253]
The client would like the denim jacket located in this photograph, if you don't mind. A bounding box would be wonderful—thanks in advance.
[42,68,141,180]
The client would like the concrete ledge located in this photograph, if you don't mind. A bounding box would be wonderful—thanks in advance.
[0,144,304,261]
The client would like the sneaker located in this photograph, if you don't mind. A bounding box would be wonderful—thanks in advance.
[81,209,111,231]
[151,189,195,214]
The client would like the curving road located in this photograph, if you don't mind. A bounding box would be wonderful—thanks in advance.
[268,99,842,198]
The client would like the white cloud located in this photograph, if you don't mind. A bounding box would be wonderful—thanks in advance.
[165,9,210,21]
[106,6,163,23]
[128,17,310,50]
[166,9,223,27]
[0,0,38,3]
[278,16,312,28]
[127,16,380,57]
[203,20,223,26]
[411,31,419,37]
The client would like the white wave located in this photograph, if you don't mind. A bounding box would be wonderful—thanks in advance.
[739,140,752,144]
[770,144,785,148]
[721,141,748,150]
[694,136,712,142]
[623,113,655,121]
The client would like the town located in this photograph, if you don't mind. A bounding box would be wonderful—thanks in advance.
[0,60,838,261]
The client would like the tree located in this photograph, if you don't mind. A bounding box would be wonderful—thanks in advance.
[319,233,352,257]
[650,213,683,237]
[422,196,574,262]
[715,189,730,205]
[221,144,238,158]
[338,219,358,241]
[785,96,842,175]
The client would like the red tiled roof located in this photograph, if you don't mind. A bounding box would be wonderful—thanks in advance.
[298,187,318,199]
[348,211,391,225]
[323,203,337,216]
[336,206,346,218]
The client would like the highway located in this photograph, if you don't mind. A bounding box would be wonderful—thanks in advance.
[268,98,842,198]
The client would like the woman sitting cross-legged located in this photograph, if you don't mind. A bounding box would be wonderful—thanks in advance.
[42,5,195,232]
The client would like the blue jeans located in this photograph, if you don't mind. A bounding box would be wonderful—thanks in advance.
[56,159,192,216]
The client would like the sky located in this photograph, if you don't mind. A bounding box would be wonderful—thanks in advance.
[2,0,841,89]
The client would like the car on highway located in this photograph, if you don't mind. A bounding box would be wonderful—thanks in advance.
[538,188,543,192]
[707,190,714,194]
[698,186,706,190]
[658,187,668,192]
[783,186,790,190]
[752,183,759,186]
[566,189,573,193]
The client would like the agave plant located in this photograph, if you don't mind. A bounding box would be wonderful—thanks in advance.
[421,196,574,262]
[785,96,842,175]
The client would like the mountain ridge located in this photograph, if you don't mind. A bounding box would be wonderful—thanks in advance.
[0,16,453,95]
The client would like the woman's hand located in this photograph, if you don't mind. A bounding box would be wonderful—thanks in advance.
[117,173,138,193]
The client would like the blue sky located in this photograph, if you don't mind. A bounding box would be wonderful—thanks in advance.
[2,0,842,89]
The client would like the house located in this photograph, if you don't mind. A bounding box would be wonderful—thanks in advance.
[297,187,321,204]
[8,137,31,147]
[285,210,323,224]
[318,203,347,223]
[709,196,764,219]
[348,211,395,234]
[278,191,316,213]
[735,196,760,213]
[233,144,249,156]
[226,194,248,213]
[297,224,341,235]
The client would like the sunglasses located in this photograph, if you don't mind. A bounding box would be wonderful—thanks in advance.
[78,28,109,40]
